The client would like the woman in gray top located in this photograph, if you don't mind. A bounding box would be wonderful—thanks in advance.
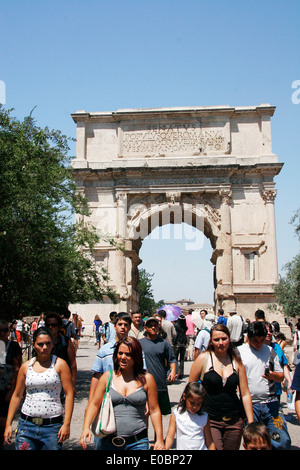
[80,337,165,450]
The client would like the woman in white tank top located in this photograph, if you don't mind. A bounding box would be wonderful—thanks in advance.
[4,327,74,450]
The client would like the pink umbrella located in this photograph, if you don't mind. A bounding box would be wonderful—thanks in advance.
[156,304,182,322]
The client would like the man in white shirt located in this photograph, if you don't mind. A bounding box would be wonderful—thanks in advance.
[194,325,210,359]
[226,310,244,346]
[238,321,291,450]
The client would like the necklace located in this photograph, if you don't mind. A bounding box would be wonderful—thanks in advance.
[214,352,228,368]
[213,353,233,386]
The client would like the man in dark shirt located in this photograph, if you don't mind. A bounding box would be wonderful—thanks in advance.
[140,317,176,416]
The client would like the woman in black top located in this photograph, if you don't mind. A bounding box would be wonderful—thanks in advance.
[173,315,188,379]
[189,324,253,450]
[45,313,77,396]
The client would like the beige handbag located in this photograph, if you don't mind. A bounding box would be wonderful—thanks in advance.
[91,369,116,437]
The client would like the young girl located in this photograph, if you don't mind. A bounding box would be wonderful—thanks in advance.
[165,382,215,450]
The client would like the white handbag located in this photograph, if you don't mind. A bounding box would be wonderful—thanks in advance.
[91,369,116,437]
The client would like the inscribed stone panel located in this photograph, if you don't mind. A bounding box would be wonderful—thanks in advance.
[120,118,229,157]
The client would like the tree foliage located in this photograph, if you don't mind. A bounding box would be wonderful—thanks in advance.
[137,268,164,315]
[272,210,300,318]
[0,106,117,321]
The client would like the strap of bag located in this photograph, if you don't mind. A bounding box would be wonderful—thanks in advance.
[200,352,209,382]
[100,369,113,406]
[104,369,113,394]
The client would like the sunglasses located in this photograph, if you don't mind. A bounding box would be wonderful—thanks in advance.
[46,323,58,328]
[0,328,9,333]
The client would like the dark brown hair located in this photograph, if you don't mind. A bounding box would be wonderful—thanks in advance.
[178,381,206,415]
[243,422,271,448]
[113,336,145,381]
[207,323,241,363]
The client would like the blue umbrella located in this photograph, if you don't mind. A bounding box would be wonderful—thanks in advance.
[156,304,182,322]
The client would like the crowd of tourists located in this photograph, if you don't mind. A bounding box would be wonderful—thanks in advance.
[1,307,300,451]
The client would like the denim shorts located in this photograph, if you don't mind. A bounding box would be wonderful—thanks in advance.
[15,417,62,450]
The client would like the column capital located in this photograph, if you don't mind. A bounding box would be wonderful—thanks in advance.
[262,188,277,203]
[219,188,232,204]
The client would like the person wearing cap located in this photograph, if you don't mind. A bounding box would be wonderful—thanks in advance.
[226,309,244,347]
[139,317,176,417]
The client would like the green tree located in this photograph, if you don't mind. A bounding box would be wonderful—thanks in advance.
[0,106,117,321]
[272,210,300,318]
[137,268,164,315]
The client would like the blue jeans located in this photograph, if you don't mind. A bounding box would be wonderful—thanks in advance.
[15,417,62,450]
[252,400,291,450]
[95,436,149,450]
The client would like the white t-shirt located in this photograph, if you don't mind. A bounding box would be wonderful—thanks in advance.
[237,343,282,403]
[173,408,208,450]
[16,320,23,332]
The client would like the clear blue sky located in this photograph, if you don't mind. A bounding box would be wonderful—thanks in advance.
[1,0,300,304]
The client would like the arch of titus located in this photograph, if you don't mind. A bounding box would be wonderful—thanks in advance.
[70,105,283,325]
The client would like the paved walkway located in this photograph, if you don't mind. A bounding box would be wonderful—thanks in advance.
[4,337,300,450]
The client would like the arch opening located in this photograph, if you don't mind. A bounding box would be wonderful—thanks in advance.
[127,202,219,307]
[139,222,215,305]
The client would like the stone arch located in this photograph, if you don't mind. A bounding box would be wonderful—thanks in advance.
[127,198,220,246]
[70,105,283,325]
[126,196,221,305]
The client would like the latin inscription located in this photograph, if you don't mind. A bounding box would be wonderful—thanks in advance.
[121,122,226,155]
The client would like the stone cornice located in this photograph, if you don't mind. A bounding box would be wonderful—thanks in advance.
[71,104,276,123]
